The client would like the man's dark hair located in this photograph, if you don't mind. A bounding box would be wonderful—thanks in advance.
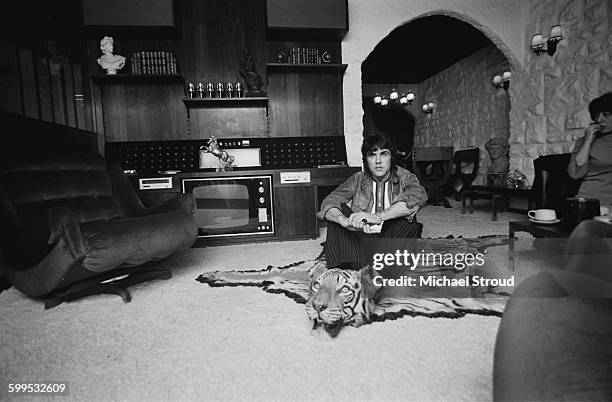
[361,131,397,171]
[588,92,612,121]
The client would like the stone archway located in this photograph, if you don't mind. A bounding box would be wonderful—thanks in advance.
[358,13,513,184]
[410,10,520,70]
[342,2,527,168]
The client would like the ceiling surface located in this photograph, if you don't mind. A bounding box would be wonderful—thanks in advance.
[361,15,495,84]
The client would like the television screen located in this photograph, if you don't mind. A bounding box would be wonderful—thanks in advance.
[193,183,249,230]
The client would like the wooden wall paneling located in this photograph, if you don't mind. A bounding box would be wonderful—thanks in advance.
[268,70,343,137]
[0,72,22,116]
[49,61,66,125]
[273,184,317,238]
[62,63,77,128]
[129,84,187,141]
[17,48,39,118]
[268,70,299,136]
[72,64,87,130]
[266,41,343,137]
[164,85,189,140]
[101,83,187,142]
[0,36,23,115]
[101,85,128,141]
[188,106,268,139]
[89,80,106,152]
[183,0,267,93]
[81,0,346,144]
[300,70,343,136]
[35,54,53,122]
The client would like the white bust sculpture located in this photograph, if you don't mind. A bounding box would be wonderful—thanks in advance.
[97,36,125,75]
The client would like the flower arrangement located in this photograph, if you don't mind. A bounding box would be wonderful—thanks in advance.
[507,169,526,187]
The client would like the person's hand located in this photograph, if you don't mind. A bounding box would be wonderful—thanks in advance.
[585,123,603,143]
[338,215,351,229]
[363,223,382,234]
[405,205,420,220]
[348,212,381,228]
[337,215,359,231]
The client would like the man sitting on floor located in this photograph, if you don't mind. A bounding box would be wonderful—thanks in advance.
[317,132,428,269]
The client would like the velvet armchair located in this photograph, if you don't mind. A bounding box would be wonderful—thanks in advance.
[0,112,198,308]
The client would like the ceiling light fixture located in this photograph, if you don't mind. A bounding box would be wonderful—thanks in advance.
[373,86,416,107]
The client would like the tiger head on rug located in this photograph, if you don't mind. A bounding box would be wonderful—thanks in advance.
[305,261,380,338]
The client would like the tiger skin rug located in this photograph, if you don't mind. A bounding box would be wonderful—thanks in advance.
[197,236,513,337]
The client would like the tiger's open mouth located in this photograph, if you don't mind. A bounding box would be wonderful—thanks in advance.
[313,319,344,338]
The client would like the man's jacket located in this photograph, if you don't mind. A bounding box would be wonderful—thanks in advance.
[317,165,428,221]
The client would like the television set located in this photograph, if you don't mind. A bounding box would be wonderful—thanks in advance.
[182,175,274,238]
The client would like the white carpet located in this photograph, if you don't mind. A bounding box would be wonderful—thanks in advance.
[0,200,532,401]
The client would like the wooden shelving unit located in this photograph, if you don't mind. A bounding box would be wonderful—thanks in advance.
[182,96,269,107]
[182,96,269,120]
[92,74,184,84]
[266,63,347,72]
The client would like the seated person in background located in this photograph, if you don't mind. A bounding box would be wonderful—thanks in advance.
[568,92,612,215]
[317,132,428,269]
[493,218,612,402]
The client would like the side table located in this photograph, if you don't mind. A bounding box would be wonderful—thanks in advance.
[508,220,572,271]
[463,184,535,221]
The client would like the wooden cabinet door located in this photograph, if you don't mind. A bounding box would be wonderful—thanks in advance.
[273,185,318,238]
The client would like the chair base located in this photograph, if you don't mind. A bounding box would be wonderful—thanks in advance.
[43,267,172,309]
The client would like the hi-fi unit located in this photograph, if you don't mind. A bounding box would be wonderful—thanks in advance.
[138,177,173,190]
[106,137,347,174]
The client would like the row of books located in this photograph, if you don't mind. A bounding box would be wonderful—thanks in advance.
[130,51,178,75]
[286,48,328,64]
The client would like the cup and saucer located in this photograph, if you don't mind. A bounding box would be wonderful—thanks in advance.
[593,215,612,224]
[528,209,561,225]
[592,205,612,224]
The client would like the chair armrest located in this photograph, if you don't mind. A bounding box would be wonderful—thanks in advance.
[107,163,148,217]
[143,193,196,216]
[47,207,85,258]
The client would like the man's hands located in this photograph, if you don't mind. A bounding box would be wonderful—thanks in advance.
[348,212,382,228]
[337,212,382,232]
[329,203,421,233]
[337,215,359,231]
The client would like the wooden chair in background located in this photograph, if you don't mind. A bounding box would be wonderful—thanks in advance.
[411,146,454,208]
[448,147,480,201]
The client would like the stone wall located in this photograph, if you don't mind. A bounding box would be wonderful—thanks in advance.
[342,0,527,167]
[508,0,612,183]
[413,45,511,184]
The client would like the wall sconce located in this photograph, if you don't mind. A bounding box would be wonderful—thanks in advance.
[492,71,511,90]
[373,88,415,107]
[531,25,563,56]
[422,102,434,115]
